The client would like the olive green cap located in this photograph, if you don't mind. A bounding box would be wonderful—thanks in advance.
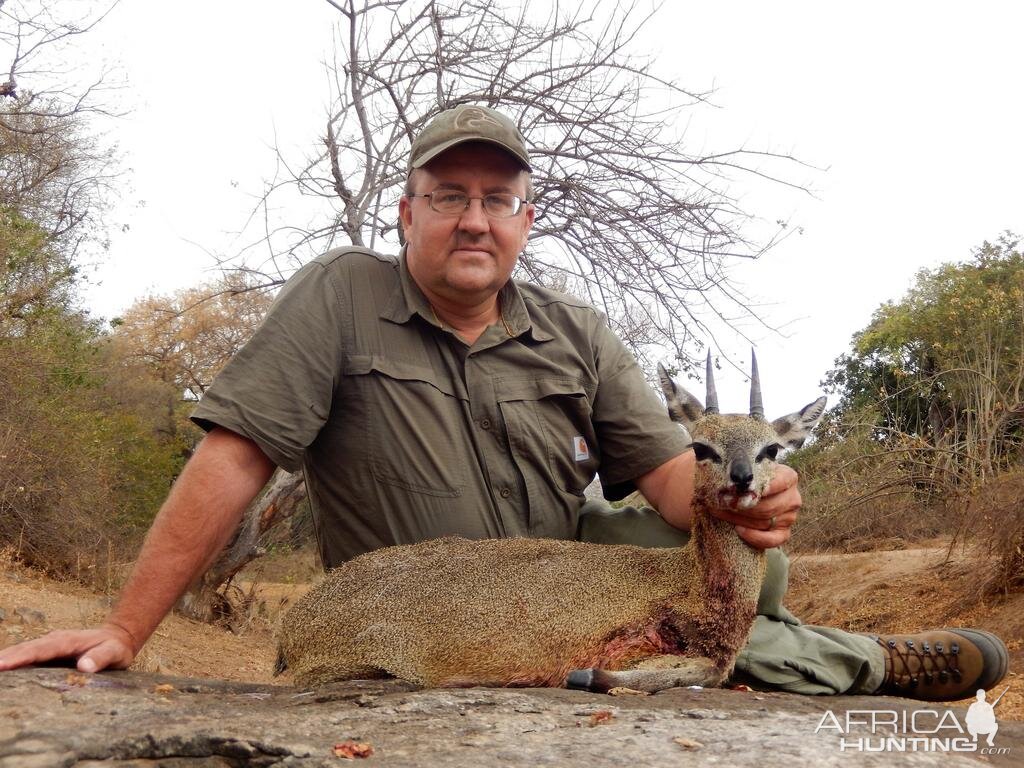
[409,104,532,172]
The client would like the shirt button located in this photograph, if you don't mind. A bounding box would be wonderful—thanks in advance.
[480,418,491,430]
[499,487,512,498]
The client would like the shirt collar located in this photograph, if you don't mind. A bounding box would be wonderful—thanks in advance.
[379,246,432,325]
[380,247,554,342]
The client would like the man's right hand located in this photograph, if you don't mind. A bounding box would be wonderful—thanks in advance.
[0,623,137,673]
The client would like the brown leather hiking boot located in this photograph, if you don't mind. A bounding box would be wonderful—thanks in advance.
[870,628,1009,702]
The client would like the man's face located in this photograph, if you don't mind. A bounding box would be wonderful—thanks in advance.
[398,142,534,306]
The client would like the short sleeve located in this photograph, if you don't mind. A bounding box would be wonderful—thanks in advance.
[190,261,345,472]
[591,323,689,500]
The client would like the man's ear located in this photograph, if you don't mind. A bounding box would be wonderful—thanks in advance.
[520,201,535,250]
[398,194,413,232]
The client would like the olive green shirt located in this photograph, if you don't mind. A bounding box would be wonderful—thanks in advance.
[192,247,688,567]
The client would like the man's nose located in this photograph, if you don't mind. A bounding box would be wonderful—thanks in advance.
[457,198,489,234]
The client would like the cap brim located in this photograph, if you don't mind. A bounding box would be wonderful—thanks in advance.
[411,136,532,172]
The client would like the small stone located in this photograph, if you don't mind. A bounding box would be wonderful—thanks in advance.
[682,708,729,720]
[674,736,704,750]
[14,607,46,626]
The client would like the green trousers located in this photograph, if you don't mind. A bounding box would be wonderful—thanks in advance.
[577,502,885,695]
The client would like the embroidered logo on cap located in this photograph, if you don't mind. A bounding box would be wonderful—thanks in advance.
[455,107,502,131]
[573,436,589,462]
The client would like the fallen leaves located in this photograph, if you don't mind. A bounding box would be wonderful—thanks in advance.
[151,683,176,695]
[588,710,615,727]
[333,740,374,759]
[64,672,89,687]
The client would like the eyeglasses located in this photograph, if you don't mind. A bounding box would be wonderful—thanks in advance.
[407,190,529,218]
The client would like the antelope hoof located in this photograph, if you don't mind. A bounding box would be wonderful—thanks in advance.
[566,668,597,691]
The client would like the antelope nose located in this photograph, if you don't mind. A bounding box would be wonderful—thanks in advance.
[730,462,754,489]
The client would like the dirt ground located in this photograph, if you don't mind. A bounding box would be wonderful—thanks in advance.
[786,541,1024,720]
[0,542,1020,721]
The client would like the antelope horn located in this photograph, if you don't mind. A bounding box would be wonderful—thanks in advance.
[749,348,765,419]
[704,351,719,415]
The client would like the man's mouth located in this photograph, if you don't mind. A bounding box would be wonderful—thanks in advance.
[452,245,492,257]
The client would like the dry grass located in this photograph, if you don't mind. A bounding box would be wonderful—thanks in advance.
[952,469,1024,597]
[789,436,959,553]
[789,428,1024,603]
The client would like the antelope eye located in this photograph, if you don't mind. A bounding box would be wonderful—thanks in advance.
[757,443,782,462]
[690,443,722,463]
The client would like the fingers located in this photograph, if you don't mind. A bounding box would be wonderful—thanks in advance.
[0,630,86,671]
[735,523,792,549]
[0,629,134,673]
[751,487,800,518]
[79,632,135,672]
[752,465,802,526]
[713,465,803,550]
[767,463,799,495]
[713,506,795,531]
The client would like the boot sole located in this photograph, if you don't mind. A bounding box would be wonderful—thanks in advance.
[949,628,1010,691]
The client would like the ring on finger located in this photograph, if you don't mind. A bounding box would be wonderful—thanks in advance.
[768,515,777,531]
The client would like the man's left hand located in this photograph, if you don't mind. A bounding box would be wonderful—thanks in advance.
[713,464,801,549]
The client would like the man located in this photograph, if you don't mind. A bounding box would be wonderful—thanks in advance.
[0,105,1007,700]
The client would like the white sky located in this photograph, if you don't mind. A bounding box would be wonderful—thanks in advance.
[78,1,1024,417]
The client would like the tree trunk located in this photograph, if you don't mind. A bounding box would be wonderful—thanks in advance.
[177,469,308,625]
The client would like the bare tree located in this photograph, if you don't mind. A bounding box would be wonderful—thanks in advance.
[242,0,810,367]
[0,0,120,259]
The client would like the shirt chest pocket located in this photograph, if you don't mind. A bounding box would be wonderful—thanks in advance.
[496,377,598,496]
[343,354,467,497]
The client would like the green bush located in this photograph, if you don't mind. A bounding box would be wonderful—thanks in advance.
[0,314,185,585]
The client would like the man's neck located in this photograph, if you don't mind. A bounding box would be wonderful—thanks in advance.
[427,292,502,346]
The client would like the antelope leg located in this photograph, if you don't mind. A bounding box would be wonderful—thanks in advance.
[566,656,726,693]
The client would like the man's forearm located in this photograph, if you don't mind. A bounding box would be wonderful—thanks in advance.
[104,427,275,652]
[634,451,696,532]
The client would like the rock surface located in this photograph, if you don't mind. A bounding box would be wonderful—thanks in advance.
[0,668,1020,767]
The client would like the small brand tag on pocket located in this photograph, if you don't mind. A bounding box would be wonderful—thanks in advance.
[573,436,590,462]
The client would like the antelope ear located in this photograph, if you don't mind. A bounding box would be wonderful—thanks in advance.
[657,363,704,434]
[771,396,827,449]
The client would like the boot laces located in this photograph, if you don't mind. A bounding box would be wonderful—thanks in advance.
[878,637,963,690]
